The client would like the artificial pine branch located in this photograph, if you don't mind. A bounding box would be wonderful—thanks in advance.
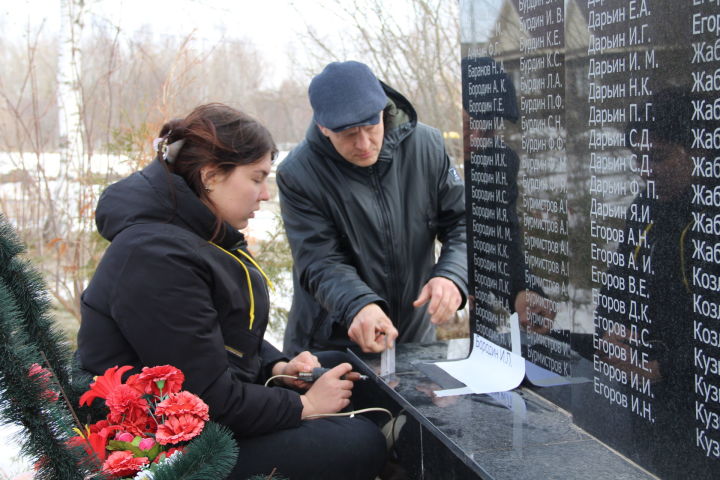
[0,216,24,262]
[150,422,238,480]
[0,279,87,479]
[0,216,77,405]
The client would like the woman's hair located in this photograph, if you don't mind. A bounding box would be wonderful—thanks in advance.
[155,103,277,239]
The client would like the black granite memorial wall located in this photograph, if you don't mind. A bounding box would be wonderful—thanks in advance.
[461,1,720,478]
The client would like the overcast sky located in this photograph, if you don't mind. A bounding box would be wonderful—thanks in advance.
[2,0,368,87]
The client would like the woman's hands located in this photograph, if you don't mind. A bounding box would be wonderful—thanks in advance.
[271,354,359,419]
[300,363,355,419]
[271,351,321,389]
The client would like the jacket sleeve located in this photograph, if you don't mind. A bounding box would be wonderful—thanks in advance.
[430,142,469,309]
[259,340,289,382]
[277,164,387,327]
[109,238,303,437]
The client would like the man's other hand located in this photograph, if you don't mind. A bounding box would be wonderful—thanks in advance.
[413,277,462,325]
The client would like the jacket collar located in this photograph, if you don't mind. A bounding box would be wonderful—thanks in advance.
[96,159,244,249]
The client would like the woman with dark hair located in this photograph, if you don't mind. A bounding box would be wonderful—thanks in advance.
[76,103,386,479]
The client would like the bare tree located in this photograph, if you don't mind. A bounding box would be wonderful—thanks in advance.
[0,5,296,332]
[252,78,312,147]
[47,0,92,319]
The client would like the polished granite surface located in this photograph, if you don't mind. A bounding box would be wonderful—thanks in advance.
[352,341,654,480]
[458,1,720,477]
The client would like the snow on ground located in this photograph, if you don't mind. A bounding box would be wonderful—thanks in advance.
[0,424,33,479]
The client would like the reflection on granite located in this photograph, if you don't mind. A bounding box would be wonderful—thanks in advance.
[446,338,471,360]
[351,343,653,480]
[459,0,720,477]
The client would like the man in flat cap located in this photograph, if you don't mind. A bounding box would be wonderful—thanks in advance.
[278,61,467,355]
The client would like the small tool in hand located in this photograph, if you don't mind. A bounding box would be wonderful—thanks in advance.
[380,334,395,376]
[296,367,368,382]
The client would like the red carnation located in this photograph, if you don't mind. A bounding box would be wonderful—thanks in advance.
[155,413,206,445]
[106,384,150,425]
[155,391,209,420]
[106,384,155,437]
[129,365,185,396]
[119,413,157,437]
[79,365,134,407]
[102,450,148,477]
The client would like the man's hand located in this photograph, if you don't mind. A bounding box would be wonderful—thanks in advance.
[348,303,398,353]
[514,290,556,334]
[413,277,462,325]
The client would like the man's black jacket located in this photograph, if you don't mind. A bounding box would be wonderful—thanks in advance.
[278,83,468,355]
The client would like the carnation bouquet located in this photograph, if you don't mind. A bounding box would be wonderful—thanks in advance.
[68,364,236,479]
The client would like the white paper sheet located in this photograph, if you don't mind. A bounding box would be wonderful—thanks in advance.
[434,314,525,397]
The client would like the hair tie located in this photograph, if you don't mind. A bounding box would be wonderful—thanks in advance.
[153,131,186,164]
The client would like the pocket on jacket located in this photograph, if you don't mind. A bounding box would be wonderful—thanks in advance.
[223,327,263,382]
[222,322,262,358]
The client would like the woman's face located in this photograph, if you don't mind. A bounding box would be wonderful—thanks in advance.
[203,153,272,230]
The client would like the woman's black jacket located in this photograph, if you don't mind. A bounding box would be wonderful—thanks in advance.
[77,159,302,437]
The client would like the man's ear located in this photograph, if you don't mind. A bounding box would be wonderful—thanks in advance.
[317,124,332,137]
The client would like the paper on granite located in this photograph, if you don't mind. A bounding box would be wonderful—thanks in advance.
[434,313,525,397]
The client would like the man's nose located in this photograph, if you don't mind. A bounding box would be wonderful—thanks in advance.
[355,130,371,150]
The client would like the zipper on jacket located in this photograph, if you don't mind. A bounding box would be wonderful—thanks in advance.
[369,166,401,326]
[210,242,274,330]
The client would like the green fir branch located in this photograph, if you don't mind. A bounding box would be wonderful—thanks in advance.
[0,216,77,404]
[0,217,24,263]
[0,279,87,479]
[149,422,238,480]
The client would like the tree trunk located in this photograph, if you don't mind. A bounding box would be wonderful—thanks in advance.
[56,0,86,241]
